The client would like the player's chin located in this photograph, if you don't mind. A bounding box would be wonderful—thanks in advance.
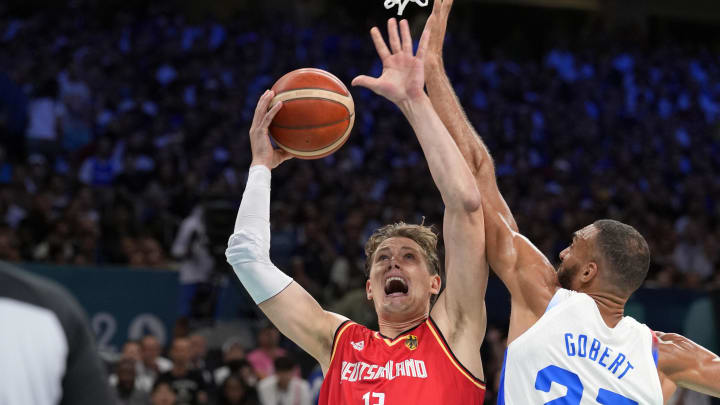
[382,292,412,309]
[385,290,410,298]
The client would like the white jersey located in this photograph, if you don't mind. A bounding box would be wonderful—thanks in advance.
[499,289,663,405]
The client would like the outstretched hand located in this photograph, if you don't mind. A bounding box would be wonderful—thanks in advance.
[352,17,433,104]
[425,0,454,67]
[249,90,293,169]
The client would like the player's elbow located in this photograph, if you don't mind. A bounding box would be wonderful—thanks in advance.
[461,186,482,213]
[225,230,269,266]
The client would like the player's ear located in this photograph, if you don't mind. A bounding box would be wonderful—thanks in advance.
[429,274,441,295]
[582,261,598,282]
[366,279,373,301]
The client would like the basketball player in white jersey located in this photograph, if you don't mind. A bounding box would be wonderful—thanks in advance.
[422,0,720,403]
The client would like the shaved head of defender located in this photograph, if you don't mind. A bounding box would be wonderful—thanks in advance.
[556,220,650,303]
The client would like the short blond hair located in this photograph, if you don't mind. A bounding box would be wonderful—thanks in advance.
[364,222,440,278]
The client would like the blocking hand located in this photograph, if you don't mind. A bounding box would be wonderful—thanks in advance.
[352,17,433,105]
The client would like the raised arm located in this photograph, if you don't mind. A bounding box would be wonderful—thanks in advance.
[225,91,347,372]
[352,17,487,377]
[352,18,480,212]
[423,0,558,340]
[656,332,720,399]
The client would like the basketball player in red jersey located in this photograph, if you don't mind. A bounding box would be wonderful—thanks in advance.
[423,0,720,402]
[226,17,487,405]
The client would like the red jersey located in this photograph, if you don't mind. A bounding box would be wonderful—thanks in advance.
[318,318,486,405]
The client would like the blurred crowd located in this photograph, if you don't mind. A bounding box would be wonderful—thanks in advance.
[1,2,717,294]
[2,1,720,404]
[108,326,321,405]
[106,323,513,405]
[1,2,719,312]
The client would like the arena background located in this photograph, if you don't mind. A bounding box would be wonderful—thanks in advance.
[1,0,720,403]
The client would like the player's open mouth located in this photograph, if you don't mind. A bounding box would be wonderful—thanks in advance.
[384,276,409,296]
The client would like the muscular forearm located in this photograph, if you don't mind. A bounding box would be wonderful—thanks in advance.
[425,63,517,230]
[659,332,720,397]
[425,63,490,175]
[426,63,518,230]
[398,94,480,212]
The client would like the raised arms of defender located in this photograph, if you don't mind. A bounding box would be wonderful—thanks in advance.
[423,0,720,399]
[424,0,557,345]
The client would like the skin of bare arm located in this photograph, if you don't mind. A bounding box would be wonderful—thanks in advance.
[245,90,348,373]
[422,3,720,402]
[422,0,558,343]
[353,18,488,378]
[656,331,720,398]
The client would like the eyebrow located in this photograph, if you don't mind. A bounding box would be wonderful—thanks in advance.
[375,246,419,255]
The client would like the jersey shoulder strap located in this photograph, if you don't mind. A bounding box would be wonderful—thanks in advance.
[544,288,577,313]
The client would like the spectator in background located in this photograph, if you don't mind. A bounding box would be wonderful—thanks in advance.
[109,341,154,392]
[157,337,209,405]
[78,137,122,187]
[139,335,173,387]
[257,357,311,405]
[121,340,143,365]
[0,71,28,158]
[171,205,214,318]
[0,146,13,184]
[24,78,63,156]
[109,357,151,405]
[673,220,714,287]
[214,339,251,386]
[0,224,21,261]
[247,325,287,380]
[151,380,178,405]
[218,374,260,405]
[189,333,212,385]
[57,61,93,153]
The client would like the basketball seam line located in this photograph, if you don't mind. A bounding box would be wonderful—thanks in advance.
[271,114,354,130]
[273,113,355,156]
[278,97,350,114]
[271,89,354,116]
[275,87,349,97]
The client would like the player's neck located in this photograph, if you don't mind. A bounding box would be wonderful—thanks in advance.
[587,292,627,328]
[377,313,427,339]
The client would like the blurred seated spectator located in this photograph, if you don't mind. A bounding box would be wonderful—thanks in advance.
[172,206,214,318]
[673,220,714,287]
[157,337,209,405]
[0,224,21,261]
[78,137,122,187]
[139,335,173,386]
[247,325,287,380]
[151,380,178,405]
[109,357,151,405]
[109,341,154,392]
[214,339,251,387]
[24,78,63,156]
[189,333,212,384]
[218,374,260,405]
[257,356,311,405]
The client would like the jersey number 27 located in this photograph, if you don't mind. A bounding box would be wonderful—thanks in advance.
[535,365,638,405]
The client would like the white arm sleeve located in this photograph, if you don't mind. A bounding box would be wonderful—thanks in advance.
[225,165,293,304]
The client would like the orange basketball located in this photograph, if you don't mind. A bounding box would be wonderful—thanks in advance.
[269,68,355,159]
